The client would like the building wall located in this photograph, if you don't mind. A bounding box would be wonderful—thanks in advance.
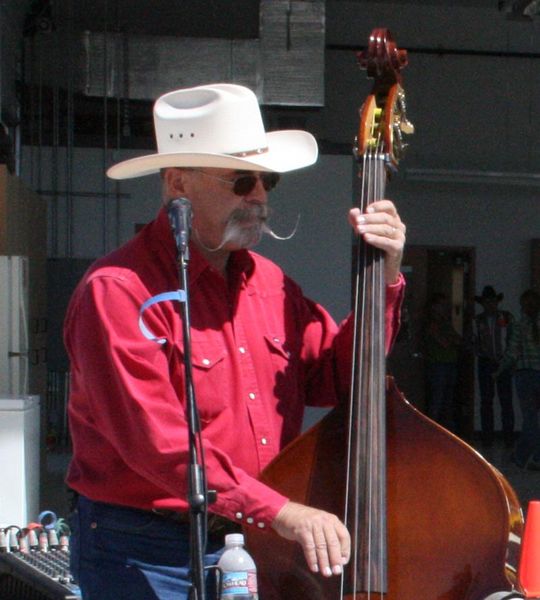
[18,1,540,431]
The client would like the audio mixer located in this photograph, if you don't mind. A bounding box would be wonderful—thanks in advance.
[0,521,80,600]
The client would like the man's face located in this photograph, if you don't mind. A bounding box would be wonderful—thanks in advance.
[483,298,499,315]
[166,167,271,252]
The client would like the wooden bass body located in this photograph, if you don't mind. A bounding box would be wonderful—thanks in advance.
[245,377,524,600]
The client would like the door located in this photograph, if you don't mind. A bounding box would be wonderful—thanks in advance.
[0,256,29,395]
[387,245,476,440]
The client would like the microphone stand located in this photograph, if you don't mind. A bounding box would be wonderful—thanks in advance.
[168,198,216,600]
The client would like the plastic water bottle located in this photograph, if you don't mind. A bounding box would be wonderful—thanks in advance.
[217,533,258,599]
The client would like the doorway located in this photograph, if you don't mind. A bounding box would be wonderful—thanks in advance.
[387,245,476,441]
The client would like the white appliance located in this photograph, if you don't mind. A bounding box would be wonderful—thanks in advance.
[0,255,29,395]
[0,395,40,527]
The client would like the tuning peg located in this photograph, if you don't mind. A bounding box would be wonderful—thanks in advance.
[400,120,415,135]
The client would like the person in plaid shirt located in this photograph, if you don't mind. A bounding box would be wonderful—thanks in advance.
[496,289,540,469]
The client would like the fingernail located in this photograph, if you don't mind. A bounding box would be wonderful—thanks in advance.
[311,564,319,573]
[358,216,366,223]
[367,206,375,213]
[332,565,343,575]
[323,567,332,576]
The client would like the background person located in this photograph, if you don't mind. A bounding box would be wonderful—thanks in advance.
[473,285,514,447]
[423,292,463,429]
[495,288,540,468]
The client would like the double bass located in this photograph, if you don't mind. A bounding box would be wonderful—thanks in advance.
[245,29,524,600]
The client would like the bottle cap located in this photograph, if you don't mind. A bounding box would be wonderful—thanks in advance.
[224,533,245,546]
[518,500,540,597]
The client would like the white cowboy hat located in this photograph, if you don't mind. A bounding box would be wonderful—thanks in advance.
[107,83,318,179]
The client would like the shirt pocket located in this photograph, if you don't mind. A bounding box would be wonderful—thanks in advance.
[189,340,229,422]
[263,333,302,397]
[263,332,305,439]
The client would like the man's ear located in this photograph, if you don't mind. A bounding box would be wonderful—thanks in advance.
[163,167,187,197]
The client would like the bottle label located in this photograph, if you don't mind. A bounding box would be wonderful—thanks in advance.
[221,570,257,597]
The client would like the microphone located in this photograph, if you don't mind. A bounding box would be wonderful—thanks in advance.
[167,197,192,257]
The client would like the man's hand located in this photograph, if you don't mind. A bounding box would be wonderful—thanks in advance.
[348,200,406,285]
[271,501,350,577]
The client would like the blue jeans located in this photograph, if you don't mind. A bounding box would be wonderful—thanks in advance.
[426,362,458,428]
[477,358,514,440]
[70,496,225,600]
[514,369,540,465]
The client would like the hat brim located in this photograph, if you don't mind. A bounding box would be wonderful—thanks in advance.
[107,130,318,179]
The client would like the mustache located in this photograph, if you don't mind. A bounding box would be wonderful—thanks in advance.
[194,205,300,252]
[261,215,300,241]
[227,204,300,241]
[229,204,268,223]
[229,205,299,240]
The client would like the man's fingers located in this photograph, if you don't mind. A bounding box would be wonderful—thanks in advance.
[321,526,346,576]
[310,529,331,575]
[272,501,351,577]
[300,525,345,577]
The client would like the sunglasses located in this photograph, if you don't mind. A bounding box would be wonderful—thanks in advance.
[193,170,280,196]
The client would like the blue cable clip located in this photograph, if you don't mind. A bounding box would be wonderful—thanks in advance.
[139,290,186,344]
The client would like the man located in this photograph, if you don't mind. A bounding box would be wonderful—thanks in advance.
[65,83,405,599]
[473,285,514,447]
[423,292,463,430]
[495,289,540,468]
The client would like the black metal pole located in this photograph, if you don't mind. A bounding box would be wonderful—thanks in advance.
[167,199,213,600]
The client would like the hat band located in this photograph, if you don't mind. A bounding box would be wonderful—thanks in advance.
[229,146,269,158]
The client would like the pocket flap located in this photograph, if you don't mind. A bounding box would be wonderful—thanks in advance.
[263,333,290,360]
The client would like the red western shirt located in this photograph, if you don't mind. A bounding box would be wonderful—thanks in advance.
[65,207,404,530]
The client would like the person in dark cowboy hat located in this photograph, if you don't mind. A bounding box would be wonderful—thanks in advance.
[64,83,406,599]
[473,285,515,447]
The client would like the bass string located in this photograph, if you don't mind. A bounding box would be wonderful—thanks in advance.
[344,138,388,599]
